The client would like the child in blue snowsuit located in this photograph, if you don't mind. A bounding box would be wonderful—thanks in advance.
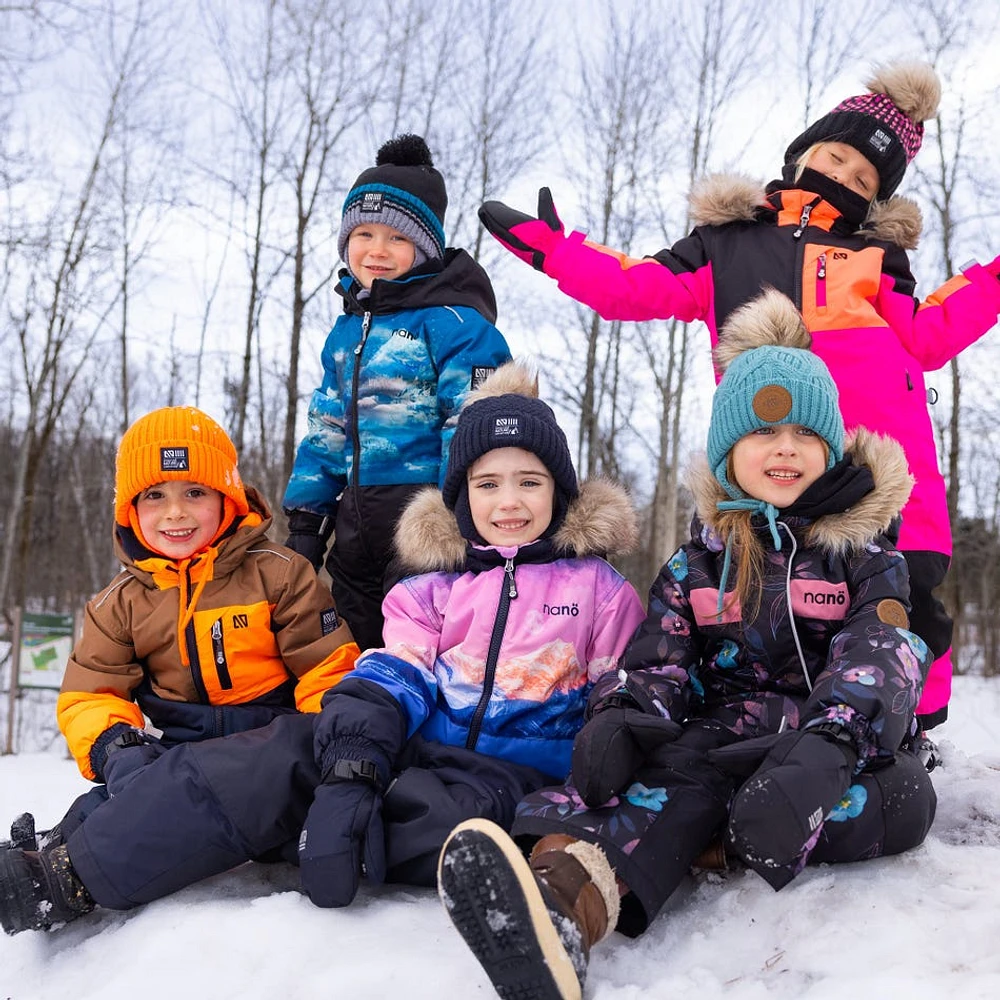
[283,133,511,650]
[438,291,939,1000]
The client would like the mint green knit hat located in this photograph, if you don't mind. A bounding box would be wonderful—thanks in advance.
[707,290,844,499]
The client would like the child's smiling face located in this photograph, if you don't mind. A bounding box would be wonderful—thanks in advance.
[731,424,828,508]
[466,447,555,547]
[136,480,224,558]
[347,222,417,288]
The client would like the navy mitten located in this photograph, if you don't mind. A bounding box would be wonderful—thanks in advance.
[299,756,388,908]
[710,728,857,889]
[571,707,682,806]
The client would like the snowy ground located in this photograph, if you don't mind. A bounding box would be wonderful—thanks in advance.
[2,676,999,1000]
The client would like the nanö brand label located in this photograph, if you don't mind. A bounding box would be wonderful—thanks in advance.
[790,579,849,620]
[471,366,496,389]
[360,191,384,213]
[493,416,520,437]
[868,128,892,154]
[320,608,340,634]
[160,447,189,471]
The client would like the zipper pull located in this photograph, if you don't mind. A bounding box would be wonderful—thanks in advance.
[354,312,372,355]
[817,252,826,279]
[211,619,224,664]
[504,557,518,599]
[793,203,813,239]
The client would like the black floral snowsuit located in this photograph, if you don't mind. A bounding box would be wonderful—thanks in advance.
[512,430,937,936]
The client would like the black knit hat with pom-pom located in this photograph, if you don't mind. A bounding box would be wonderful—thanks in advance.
[338,134,447,268]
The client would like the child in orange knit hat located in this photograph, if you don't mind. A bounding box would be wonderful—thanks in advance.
[3,407,359,887]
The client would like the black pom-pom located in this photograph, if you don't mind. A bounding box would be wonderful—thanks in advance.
[375,134,434,168]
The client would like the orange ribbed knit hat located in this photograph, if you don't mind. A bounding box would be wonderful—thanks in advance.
[114,406,249,527]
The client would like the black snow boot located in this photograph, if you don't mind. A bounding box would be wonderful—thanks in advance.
[437,819,619,1000]
[9,812,39,851]
[0,844,95,935]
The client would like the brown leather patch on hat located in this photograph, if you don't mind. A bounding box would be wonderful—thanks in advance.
[876,599,909,629]
[752,385,793,422]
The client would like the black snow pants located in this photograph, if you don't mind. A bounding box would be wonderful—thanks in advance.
[511,719,937,937]
[67,713,553,910]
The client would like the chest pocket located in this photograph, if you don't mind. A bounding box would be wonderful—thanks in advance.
[192,601,283,704]
[801,244,885,331]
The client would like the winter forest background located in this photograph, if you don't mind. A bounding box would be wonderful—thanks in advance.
[2,0,1000,751]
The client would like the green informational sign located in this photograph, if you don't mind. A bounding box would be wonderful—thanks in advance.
[18,612,74,690]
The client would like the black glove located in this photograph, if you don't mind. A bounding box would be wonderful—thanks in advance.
[298,756,388,908]
[478,187,566,273]
[710,727,857,890]
[571,707,682,807]
[284,510,333,571]
[100,727,163,795]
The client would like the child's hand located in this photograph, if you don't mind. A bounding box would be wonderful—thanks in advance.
[711,728,857,890]
[298,755,388,908]
[571,707,681,807]
[478,188,566,273]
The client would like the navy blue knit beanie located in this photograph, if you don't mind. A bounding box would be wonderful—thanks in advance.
[338,134,447,269]
[442,384,579,544]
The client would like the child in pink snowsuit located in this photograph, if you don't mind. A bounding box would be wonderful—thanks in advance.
[479,61,1000,730]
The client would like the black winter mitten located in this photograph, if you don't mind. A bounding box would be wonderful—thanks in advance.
[571,707,682,807]
[711,729,857,890]
[100,727,164,795]
[283,510,333,571]
[478,188,566,273]
[298,756,388,908]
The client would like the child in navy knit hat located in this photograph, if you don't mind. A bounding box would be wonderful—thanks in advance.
[0,365,647,937]
[283,134,512,651]
[438,292,938,1000]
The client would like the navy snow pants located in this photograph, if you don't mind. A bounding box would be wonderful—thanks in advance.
[68,713,554,910]
[512,719,937,937]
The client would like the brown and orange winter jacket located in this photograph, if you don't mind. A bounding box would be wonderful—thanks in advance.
[58,487,359,780]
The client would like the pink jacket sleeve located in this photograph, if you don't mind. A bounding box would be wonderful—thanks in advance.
[583,571,646,684]
[879,250,1000,372]
[544,231,714,324]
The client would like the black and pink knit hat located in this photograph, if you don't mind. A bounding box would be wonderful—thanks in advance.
[784,62,941,199]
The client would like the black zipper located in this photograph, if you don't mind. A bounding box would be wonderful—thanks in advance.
[349,311,372,504]
[183,573,209,704]
[211,618,233,689]
[465,558,518,751]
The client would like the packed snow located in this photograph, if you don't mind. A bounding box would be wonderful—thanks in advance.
[1,675,998,1000]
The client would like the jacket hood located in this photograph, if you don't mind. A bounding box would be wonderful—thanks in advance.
[337,246,498,323]
[688,172,922,250]
[114,485,274,585]
[394,478,639,574]
[687,427,913,555]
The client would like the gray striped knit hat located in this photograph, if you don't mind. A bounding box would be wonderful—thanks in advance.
[337,134,447,270]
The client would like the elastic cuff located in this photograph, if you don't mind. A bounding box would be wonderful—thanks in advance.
[88,723,136,783]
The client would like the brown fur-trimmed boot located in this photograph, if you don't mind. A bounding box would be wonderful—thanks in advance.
[438,819,620,1000]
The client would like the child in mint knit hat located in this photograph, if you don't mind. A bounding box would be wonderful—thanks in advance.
[438,290,937,1000]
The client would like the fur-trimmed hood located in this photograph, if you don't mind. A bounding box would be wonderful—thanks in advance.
[688,172,922,250]
[394,478,639,574]
[687,426,914,555]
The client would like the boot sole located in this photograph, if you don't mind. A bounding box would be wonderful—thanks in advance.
[0,849,43,935]
[437,818,581,1000]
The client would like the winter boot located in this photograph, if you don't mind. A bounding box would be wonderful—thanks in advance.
[437,819,620,1000]
[3,812,38,851]
[691,836,729,872]
[0,844,95,935]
